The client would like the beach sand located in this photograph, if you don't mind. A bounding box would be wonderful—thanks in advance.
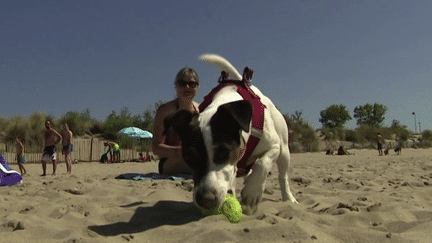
[1,148,431,243]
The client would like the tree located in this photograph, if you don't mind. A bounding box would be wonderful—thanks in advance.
[142,108,153,132]
[390,119,408,131]
[390,119,410,142]
[80,108,91,120]
[290,110,304,123]
[153,99,166,116]
[103,107,134,138]
[390,119,402,129]
[59,108,96,136]
[319,104,352,128]
[353,103,388,128]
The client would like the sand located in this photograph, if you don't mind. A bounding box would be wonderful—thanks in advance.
[1,148,431,243]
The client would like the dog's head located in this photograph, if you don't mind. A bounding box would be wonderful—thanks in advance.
[164,100,253,210]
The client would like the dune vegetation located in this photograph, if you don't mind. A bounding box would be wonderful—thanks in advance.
[1,102,430,154]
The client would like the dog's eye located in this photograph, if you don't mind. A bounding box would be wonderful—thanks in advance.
[213,145,230,164]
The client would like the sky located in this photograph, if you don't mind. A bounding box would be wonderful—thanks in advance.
[1,0,431,132]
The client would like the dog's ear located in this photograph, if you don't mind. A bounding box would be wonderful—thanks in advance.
[214,100,253,133]
[163,110,196,139]
[210,100,253,146]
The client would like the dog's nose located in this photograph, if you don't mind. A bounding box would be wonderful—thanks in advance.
[195,186,218,209]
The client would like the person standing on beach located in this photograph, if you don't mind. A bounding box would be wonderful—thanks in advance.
[103,142,111,163]
[104,141,120,163]
[152,67,200,175]
[377,133,383,156]
[16,137,27,175]
[62,122,73,174]
[112,142,120,163]
[41,120,62,176]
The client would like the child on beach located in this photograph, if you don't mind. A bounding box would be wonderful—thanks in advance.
[16,137,27,175]
[377,133,383,156]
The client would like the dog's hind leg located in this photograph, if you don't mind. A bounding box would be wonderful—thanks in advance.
[276,147,298,204]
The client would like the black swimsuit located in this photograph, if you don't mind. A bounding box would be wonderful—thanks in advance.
[158,100,198,174]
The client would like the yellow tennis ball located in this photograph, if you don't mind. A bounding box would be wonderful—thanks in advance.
[201,206,221,217]
[221,194,242,223]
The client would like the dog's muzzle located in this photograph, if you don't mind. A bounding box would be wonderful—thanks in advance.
[195,186,219,209]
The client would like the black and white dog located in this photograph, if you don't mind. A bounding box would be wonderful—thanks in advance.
[164,54,298,215]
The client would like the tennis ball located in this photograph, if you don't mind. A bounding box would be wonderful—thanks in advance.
[221,194,242,223]
[201,206,221,217]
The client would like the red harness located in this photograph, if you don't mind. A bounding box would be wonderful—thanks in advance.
[199,73,266,177]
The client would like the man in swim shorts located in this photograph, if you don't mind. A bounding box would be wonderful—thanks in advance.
[62,122,73,174]
[41,120,63,176]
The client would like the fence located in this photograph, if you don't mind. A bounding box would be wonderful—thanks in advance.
[0,138,156,164]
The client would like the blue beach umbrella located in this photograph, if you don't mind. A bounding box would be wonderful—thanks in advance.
[117,127,153,153]
[117,127,153,139]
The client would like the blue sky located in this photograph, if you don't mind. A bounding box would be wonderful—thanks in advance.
[1,0,431,132]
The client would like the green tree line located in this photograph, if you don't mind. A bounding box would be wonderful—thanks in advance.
[1,101,431,153]
[0,101,164,152]
[285,102,431,153]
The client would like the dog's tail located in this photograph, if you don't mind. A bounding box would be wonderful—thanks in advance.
[199,54,242,80]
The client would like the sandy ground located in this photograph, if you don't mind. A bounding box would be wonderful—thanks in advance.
[1,148,431,243]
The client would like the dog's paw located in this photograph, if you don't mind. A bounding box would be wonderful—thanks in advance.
[281,190,299,204]
[240,184,263,213]
[241,203,258,215]
[283,195,299,204]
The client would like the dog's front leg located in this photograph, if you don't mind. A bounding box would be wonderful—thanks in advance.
[241,145,279,215]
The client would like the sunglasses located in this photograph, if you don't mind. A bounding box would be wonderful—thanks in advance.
[177,80,199,88]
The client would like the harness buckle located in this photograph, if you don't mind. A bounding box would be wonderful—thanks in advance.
[218,71,230,83]
[242,67,254,84]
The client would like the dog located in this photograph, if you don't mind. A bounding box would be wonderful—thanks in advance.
[394,146,401,155]
[384,148,389,155]
[164,54,298,215]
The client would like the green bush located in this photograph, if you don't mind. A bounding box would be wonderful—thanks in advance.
[345,129,361,143]
[320,127,336,141]
[2,113,48,152]
[285,113,318,152]
[58,111,94,136]
[299,128,319,152]
[356,125,381,143]
[421,130,432,142]
[394,128,410,142]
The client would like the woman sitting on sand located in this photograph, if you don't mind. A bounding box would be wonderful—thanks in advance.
[152,67,200,175]
[337,146,353,155]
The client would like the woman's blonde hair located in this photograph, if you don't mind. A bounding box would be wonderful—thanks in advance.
[174,67,200,85]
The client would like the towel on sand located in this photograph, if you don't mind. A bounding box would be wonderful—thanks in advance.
[115,172,192,181]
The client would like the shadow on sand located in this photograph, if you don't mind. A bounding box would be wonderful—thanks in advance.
[88,200,203,236]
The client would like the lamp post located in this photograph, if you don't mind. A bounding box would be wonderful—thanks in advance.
[419,122,421,133]
[412,112,417,134]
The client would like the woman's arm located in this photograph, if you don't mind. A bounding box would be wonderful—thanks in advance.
[152,104,182,159]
